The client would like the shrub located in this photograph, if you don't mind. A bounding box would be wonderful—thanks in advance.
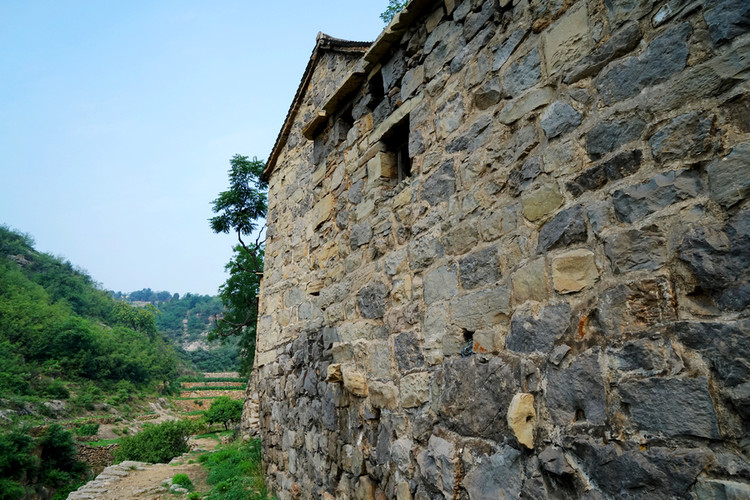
[74,423,99,437]
[204,397,243,431]
[172,473,194,491]
[114,420,193,463]
[43,381,70,399]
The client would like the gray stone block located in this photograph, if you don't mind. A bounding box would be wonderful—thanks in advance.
[708,142,750,208]
[394,332,425,373]
[357,281,388,319]
[459,246,499,289]
[424,265,458,304]
[451,286,511,330]
[565,21,641,83]
[586,115,646,160]
[649,111,714,163]
[502,48,541,97]
[536,205,587,252]
[506,302,571,354]
[604,226,666,273]
[541,101,583,139]
[567,149,643,196]
[546,348,607,426]
[613,168,702,223]
[508,156,542,197]
[420,159,456,206]
[704,0,750,46]
[350,221,373,248]
[596,23,691,105]
[619,376,720,438]
[462,446,523,499]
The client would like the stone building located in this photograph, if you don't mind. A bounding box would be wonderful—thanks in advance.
[251,0,750,498]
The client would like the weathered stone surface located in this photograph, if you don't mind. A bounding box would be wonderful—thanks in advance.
[596,23,692,104]
[539,446,574,476]
[678,210,750,311]
[463,446,522,500]
[498,86,554,125]
[567,149,642,196]
[439,356,524,440]
[537,205,587,252]
[708,143,750,208]
[459,246,499,289]
[506,302,570,354]
[400,372,430,408]
[704,0,750,46]
[540,101,582,139]
[612,168,702,223]
[492,29,526,71]
[619,376,720,438]
[503,48,541,96]
[586,115,646,160]
[327,363,343,383]
[693,479,750,500]
[570,438,711,499]
[604,226,666,273]
[357,281,389,319]
[597,278,677,336]
[424,265,458,304]
[552,249,599,294]
[451,286,511,331]
[419,160,456,206]
[508,156,542,197]
[565,21,641,83]
[649,111,714,163]
[409,235,443,269]
[546,349,607,425]
[369,381,399,409]
[342,367,368,397]
[521,183,564,221]
[511,258,549,303]
[350,221,373,248]
[416,435,456,498]
[543,2,589,75]
[395,332,425,373]
[507,393,536,448]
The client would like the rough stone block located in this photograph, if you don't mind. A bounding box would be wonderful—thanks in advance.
[708,142,750,208]
[326,364,343,383]
[369,381,399,409]
[567,149,643,196]
[564,21,641,83]
[357,281,389,319]
[619,376,720,438]
[537,205,587,253]
[552,249,599,293]
[419,159,456,206]
[400,372,430,408]
[511,258,549,303]
[649,111,714,163]
[541,101,583,139]
[459,246,500,289]
[506,302,571,354]
[462,446,522,499]
[613,168,702,223]
[492,29,526,71]
[350,221,373,248]
[704,0,750,46]
[543,3,589,75]
[597,278,677,336]
[424,265,458,304]
[586,115,646,160]
[604,226,666,274]
[395,332,425,373]
[546,348,607,425]
[451,286,511,330]
[596,23,691,105]
[521,183,564,221]
[311,194,334,228]
[342,367,368,397]
[502,48,541,97]
[507,393,536,448]
[498,86,554,125]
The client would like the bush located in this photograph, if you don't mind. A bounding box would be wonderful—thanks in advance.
[114,420,194,463]
[74,423,99,437]
[43,380,70,399]
[172,473,194,491]
[204,397,243,431]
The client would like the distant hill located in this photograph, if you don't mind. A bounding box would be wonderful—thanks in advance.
[0,225,179,402]
[113,288,239,372]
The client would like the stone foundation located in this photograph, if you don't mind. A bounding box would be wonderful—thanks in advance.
[252,0,750,498]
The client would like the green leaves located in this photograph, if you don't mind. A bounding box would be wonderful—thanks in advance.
[204,396,243,431]
[209,155,267,239]
[380,0,407,23]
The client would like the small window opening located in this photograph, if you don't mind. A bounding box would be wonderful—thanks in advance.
[368,72,385,110]
[334,103,354,144]
[382,117,411,182]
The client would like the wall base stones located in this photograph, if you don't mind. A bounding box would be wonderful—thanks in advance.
[252,0,750,498]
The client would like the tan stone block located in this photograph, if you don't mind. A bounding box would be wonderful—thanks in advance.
[311,194,334,228]
[327,363,343,383]
[511,258,549,303]
[497,86,554,125]
[331,162,346,190]
[543,2,589,75]
[507,393,536,449]
[367,151,397,183]
[521,184,564,222]
[426,7,444,33]
[393,186,413,208]
[369,381,399,409]
[401,372,430,408]
[552,249,599,293]
[342,366,368,397]
[444,0,455,14]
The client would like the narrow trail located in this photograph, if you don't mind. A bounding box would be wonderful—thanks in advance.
[68,373,243,499]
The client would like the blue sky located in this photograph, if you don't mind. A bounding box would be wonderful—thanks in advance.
[0,1,386,295]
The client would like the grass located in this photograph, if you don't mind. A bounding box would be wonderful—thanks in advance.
[199,438,270,500]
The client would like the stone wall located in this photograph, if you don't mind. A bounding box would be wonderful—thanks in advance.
[253,0,750,498]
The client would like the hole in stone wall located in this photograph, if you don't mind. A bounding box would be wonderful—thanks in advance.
[367,72,385,110]
[574,408,586,422]
[381,117,412,182]
[462,329,475,343]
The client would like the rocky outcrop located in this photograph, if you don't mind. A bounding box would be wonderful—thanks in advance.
[251,0,750,498]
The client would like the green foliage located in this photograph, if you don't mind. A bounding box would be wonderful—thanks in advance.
[380,0,407,23]
[172,473,195,491]
[74,423,99,437]
[203,397,243,431]
[200,439,269,500]
[0,225,180,404]
[210,155,267,375]
[114,420,195,463]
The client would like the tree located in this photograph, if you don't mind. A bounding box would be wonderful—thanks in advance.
[209,155,267,374]
[204,396,243,431]
[380,0,407,23]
